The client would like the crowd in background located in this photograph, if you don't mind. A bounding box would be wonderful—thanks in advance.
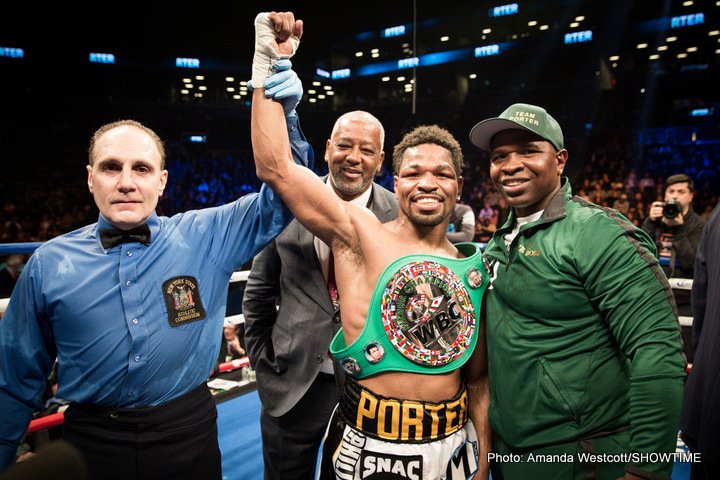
[2,131,719,250]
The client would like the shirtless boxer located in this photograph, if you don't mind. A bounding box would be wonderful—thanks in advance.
[250,11,490,479]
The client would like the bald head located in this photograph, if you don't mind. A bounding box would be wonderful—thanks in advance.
[331,111,385,151]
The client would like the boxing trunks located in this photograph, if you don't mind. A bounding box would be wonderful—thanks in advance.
[318,377,479,480]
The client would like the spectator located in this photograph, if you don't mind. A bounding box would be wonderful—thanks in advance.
[612,193,630,215]
[447,202,476,243]
[641,173,705,280]
[219,321,245,363]
[0,255,25,299]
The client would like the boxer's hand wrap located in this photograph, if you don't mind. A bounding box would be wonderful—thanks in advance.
[252,12,300,87]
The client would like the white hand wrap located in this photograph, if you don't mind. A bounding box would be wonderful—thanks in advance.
[252,12,300,87]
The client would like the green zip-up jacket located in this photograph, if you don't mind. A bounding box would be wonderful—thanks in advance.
[483,179,685,477]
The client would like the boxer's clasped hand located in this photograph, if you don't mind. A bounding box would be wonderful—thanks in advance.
[252,11,303,87]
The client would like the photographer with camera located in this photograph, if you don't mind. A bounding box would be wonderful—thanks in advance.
[642,173,705,361]
[642,173,705,279]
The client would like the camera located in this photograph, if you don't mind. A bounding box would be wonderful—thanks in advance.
[662,200,682,219]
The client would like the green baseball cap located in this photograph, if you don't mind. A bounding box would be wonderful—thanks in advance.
[469,103,564,151]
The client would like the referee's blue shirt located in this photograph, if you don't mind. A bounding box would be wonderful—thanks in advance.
[0,115,313,467]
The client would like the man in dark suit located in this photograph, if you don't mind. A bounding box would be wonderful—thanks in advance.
[243,110,398,480]
[681,203,720,479]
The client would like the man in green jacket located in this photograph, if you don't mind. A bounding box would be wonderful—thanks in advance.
[469,103,685,479]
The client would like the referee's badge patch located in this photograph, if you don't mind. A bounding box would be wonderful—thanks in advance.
[163,276,207,327]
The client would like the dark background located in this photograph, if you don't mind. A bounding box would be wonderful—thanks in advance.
[1,0,718,238]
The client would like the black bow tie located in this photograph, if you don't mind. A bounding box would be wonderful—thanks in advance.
[99,224,151,249]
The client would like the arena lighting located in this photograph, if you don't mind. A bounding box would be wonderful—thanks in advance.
[489,3,519,17]
[671,13,704,28]
[398,57,419,69]
[316,68,330,78]
[564,30,593,44]
[89,52,115,64]
[382,25,406,38]
[346,45,506,78]
[176,57,200,68]
[691,108,710,116]
[188,135,206,143]
[475,45,500,57]
[0,47,24,58]
[331,68,351,79]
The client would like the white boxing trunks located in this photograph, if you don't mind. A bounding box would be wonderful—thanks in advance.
[317,378,479,480]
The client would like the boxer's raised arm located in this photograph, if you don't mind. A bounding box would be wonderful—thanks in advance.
[250,11,360,250]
